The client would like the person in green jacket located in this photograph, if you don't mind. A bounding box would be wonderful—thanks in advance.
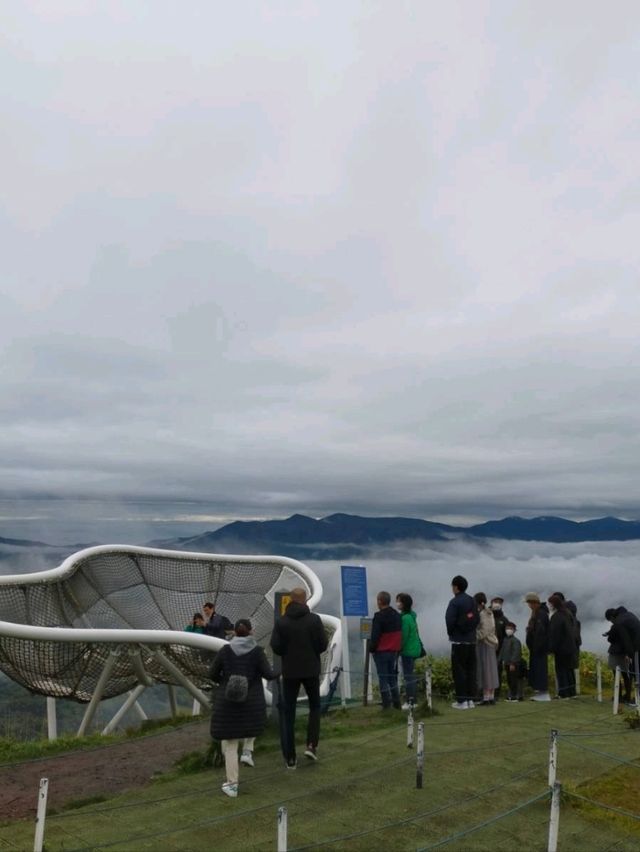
[395,593,423,709]
[184,613,205,633]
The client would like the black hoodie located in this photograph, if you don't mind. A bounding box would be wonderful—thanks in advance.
[270,601,328,678]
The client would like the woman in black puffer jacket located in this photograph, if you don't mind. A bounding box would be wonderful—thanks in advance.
[210,619,276,798]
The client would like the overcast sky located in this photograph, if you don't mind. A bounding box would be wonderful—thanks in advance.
[2,1,640,524]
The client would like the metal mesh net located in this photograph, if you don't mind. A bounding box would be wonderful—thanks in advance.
[0,549,325,703]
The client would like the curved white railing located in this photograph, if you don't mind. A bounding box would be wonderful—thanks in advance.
[0,545,342,734]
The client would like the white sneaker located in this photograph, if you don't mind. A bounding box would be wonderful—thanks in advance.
[221,782,238,798]
[531,692,551,702]
[467,700,475,709]
[401,702,413,711]
[240,750,254,767]
[451,701,468,710]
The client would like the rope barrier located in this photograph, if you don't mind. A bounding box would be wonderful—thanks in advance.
[560,738,640,769]
[565,790,640,822]
[416,789,551,850]
[288,765,542,850]
[61,751,421,850]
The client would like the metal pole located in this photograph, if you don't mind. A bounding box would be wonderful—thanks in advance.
[547,782,561,852]
[596,659,602,703]
[133,699,148,721]
[102,684,146,735]
[425,666,433,711]
[340,615,352,704]
[77,651,118,737]
[148,648,211,707]
[613,666,621,715]
[33,777,49,852]
[277,805,288,852]
[407,706,414,749]
[167,684,178,718]
[548,729,558,787]
[363,638,370,706]
[46,697,57,742]
[416,721,424,789]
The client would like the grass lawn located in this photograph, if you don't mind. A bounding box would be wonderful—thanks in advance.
[1,697,639,851]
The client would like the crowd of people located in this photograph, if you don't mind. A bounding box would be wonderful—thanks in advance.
[445,575,640,710]
[186,582,640,798]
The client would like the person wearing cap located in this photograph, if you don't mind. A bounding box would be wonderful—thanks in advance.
[524,592,551,701]
[490,596,509,698]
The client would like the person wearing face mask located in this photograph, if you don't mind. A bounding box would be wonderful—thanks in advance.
[498,622,525,701]
[474,592,499,705]
[490,596,509,698]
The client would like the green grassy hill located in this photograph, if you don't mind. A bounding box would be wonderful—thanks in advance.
[1,696,639,851]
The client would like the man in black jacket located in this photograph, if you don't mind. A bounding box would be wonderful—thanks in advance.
[445,575,478,710]
[605,606,640,705]
[270,588,328,767]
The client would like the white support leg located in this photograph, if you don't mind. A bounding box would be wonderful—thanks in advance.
[133,699,148,721]
[102,684,147,735]
[192,698,201,716]
[167,684,178,718]
[46,698,57,742]
[148,648,211,707]
[77,652,118,737]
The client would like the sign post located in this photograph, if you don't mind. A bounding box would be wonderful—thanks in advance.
[340,566,369,704]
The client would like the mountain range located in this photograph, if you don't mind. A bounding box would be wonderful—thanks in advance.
[150,512,640,559]
[2,513,640,563]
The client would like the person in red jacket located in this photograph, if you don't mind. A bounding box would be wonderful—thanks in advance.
[370,591,402,709]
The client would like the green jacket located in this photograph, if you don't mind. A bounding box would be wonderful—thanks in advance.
[400,611,422,658]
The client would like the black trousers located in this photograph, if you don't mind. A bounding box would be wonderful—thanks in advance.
[554,654,575,697]
[506,666,524,699]
[282,676,321,761]
[451,643,476,703]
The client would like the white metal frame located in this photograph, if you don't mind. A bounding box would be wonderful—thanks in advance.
[0,545,341,735]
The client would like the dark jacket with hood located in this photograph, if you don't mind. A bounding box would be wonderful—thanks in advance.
[204,611,233,640]
[607,607,640,657]
[548,608,578,659]
[210,637,275,740]
[270,601,328,679]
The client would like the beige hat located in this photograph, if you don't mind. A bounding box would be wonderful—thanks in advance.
[524,592,540,603]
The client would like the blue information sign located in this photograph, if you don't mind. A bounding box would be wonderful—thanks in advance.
[340,565,368,617]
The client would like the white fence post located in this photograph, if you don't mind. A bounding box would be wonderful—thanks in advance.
[277,805,288,852]
[574,666,581,696]
[613,666,621,715]
[596,659,602,703]
[425,667,433,711]
[635,652,640,715]
[416,722,424,789]
[548,729,558,787]
[33,777,49,852]
[547,782,561,852]
[407,706,414,749]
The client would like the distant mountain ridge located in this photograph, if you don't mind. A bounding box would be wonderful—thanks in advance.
[3,514,640,564]
[149,512,640,559]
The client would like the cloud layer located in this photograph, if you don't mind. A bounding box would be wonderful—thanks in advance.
[2,2,640,518]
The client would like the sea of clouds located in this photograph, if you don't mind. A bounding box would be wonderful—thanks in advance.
[307,538,640,657]
[1,536,638,659]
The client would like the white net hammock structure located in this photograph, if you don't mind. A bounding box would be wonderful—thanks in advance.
[0,545,341,736]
